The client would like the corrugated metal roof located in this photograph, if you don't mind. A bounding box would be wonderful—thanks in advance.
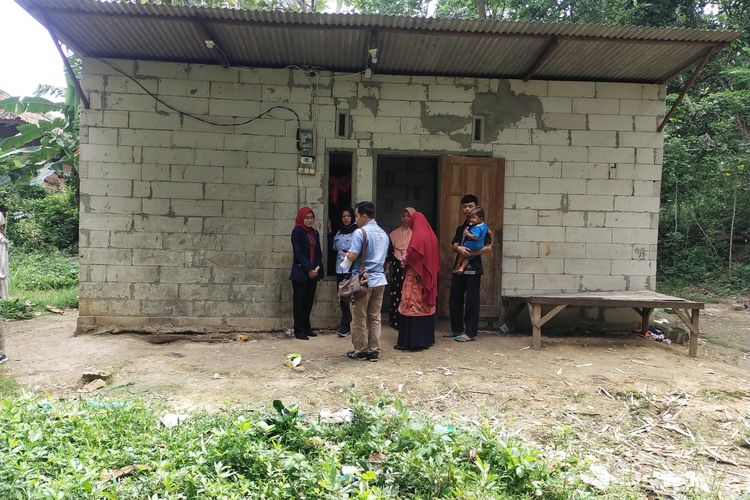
[16,0,742,83]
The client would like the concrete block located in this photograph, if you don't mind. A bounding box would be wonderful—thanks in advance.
[83,57,132,77]
[80,264,107,282]
[171,199,222,217]
[222,134,275,152]
[85,195,141,214]
[503,241,539,258]
[518,258,563,274]
[588,147,635,164]
[257,186,301,203]
[110,231,162,249]
[539,242,586,258]
[548,81,595,97]
[509,79,548,96]
[162,233,222,250]
[619,131,665,150]
[539,96,571,113]
[178,284,230,301]
[80,144,133,163]
[142,147,194,165]
[118,129,171,147]
[588,114,633,131]
[567,194,613,211]
[515,193,565,210]
[188,64,240,83]
[80,248,132,265]
[614,196,660,212]
[210,82,262,100]
[581,275,627,291]
[150,181,203,200]
[504,209,538,225]
[571,98,619,115]
[376,100,421,117]
[513,161,561,178]
[223,201,274,219]
[634,116,658,132]
[561,162,609,179]
[80,179,132,197]
[141,198,170,215]
[538,210,562,226]
[172,131,224,150]
[247,152,298,170]
[423,101,472,117]
[518,226,565,242]
[128,111,181,130]
[134,215,202,233]
[159,78,209,98]
[633,180,660,197]
[542,113,587,130]
[539,178,586,194]
[540,146,588,162]
[209,98,261,117]
[620,99,665,116]
[534,274,582,291]
[496,128,532,144]
[223,167,275,186]
[374,133,420,149]
[532,130,569,146]
[141,164,170,181]
[171,165,222,183]
[642,84,662,100]
[605,211,652,228]
[132,283,179,300]
[195,149,246,167]
[571,131,617,147]
[565,258,610,275]
[565,227,612,243]
[428,84,475,102]
[506,177,539,194]
[587,179,633,196]
[140,299,195,316]
[595,81,643,99]
[379,84,427,101]
[635,148,656,165]
[106,265,158,283]
[80,213,133,231]
[159,266,212,284]
[239,68,290,85]
[105,93,155,112]
[79,229,109,249]
[561,211,585,226]
[612,228,658,244]
[492,144,541,161]
[611,260,654,275]
[585,243,632,259]
[205,183,257,201]
[501,273,534,291]
[204,217,254,235]
[88,127,118,145]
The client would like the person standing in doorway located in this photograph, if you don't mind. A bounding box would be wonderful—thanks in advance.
[332,207,357,337]
[289,207,324,340]
[386,207,415,329]
[448,194,492,342]
[339,201,389,362]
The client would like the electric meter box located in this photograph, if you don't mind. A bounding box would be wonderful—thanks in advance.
[296,128,313,152]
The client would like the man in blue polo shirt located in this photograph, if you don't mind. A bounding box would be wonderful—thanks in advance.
[339,201,389,362]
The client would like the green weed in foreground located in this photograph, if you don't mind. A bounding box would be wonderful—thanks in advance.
[9,250,78,291]
[0,395,595,499]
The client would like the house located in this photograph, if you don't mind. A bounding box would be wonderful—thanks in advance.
[0,89,45,140]
[17,0,739,332]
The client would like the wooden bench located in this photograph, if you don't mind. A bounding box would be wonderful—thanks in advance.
[504,291,705,357]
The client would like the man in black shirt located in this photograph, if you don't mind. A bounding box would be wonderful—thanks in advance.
[448,194,492,342]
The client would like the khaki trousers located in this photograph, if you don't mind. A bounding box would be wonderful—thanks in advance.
[350,285,385,354]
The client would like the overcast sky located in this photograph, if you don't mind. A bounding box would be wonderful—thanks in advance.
[0,0,67,99]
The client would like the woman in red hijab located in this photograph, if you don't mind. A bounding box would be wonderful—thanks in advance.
[395,211,440,351]
[290,207,324,340]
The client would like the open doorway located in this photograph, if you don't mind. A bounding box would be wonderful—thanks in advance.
[327,151,353,273]
[376,155,439,316]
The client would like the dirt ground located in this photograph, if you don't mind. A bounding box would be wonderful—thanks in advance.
[1,303,749,496]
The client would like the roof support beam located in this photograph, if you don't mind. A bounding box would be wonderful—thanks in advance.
[524,37,559,81]
[657,45,719,132]
[35,7,726,47]
[40,13,90,109]
[192,21,230,68]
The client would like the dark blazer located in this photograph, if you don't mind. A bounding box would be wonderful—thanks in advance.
[290,227,325,282]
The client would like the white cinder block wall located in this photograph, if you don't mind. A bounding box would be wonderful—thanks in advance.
[77,58,664,331]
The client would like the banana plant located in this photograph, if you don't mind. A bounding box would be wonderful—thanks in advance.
[0,72,79,189]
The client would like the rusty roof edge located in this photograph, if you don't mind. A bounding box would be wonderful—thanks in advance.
[17,0,743,43]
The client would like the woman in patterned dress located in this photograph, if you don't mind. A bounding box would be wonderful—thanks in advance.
[394,211,439,351]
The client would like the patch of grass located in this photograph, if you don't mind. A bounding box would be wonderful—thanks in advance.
[0,298,34,320]
[0,395,597,499]
[9,250,78,291]
[0,373,19,398]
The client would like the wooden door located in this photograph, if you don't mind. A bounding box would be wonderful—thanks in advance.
[438,156,505,319]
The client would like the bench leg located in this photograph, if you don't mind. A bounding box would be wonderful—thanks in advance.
[689,309,699,357]
[531,303,542,350]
